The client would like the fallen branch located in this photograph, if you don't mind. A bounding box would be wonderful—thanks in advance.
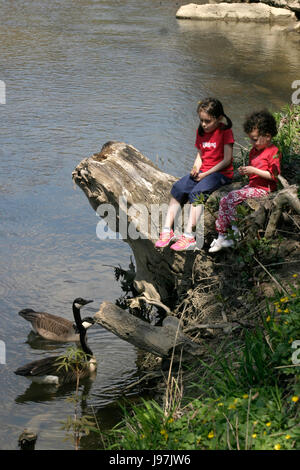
[265,183,300,238]
[121,371,163,392]
[94,302,202,357]
[184,320,253,333]
[253,256,289,294]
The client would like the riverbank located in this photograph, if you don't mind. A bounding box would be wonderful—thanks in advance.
[105,283,300,450]
[100,104,300,450]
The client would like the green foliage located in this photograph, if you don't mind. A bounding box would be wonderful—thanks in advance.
[272,104,300,165]
[227,201,285,284]
[233,144,251,178]
[104,389,299,450]
[262,279,300,377]
[61,414,97,446]
[192,192,220,217]
[56,346,91,373]
[104,277,300,450]
[192,192,206,206]
[58,346,97,450]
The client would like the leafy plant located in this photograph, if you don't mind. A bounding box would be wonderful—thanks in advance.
[273,104,300,164]
[58,347,97,450]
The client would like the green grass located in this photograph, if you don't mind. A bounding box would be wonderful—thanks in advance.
[103,276,300,450]
[273,104,300,165]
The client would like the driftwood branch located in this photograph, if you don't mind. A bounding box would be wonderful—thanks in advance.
[184,320,253,333]
[265,183,300,238]
[94,301,202,357]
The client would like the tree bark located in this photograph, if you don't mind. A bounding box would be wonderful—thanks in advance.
[73,141,300,349]
[94,301,202,357]
[72,141,215,306]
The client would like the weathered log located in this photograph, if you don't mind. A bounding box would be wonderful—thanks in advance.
[242,179,300,239]
[72,141,299,307]
[73,141,300,358]
[72,141,215,306]
[94,301,202,357]
[265,182,300,237]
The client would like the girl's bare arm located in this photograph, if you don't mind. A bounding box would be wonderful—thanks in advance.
[193,144,233,180]
[190,151,202,177]
[238,166,273,180]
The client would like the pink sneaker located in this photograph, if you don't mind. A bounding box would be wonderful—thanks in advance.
[170,234,196,251]
[155,230,176,248]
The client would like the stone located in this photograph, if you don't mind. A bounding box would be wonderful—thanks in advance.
[287,20,300,31]
[263,0,300,13]
[176,3,297,24]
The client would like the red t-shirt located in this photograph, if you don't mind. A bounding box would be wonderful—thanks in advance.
[248,144,281,192]
[195,126,235,178]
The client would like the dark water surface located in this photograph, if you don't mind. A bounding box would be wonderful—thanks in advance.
[0,0,299,449]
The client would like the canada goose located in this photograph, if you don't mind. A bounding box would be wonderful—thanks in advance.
[19,299,95,342]
[15,298,97,385]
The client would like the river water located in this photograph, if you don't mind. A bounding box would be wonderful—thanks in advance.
[0,0,299,450]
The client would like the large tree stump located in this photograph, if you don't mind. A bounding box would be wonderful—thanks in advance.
[72,141,215,306]
[72,141,300,311]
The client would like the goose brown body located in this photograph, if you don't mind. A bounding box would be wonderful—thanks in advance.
[19,304,94,342]
[15,299,96,385]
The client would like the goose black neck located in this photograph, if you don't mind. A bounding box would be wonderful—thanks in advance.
[73,302,84,331]
[79,329,93,357]
[73,302,93,357]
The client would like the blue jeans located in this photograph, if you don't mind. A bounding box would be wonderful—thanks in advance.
[171,172,232,204]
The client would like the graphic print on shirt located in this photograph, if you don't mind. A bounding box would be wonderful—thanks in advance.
[195,126,235,178]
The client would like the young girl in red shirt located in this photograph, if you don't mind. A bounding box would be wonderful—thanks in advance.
[155,97,234,251]
[209,109,281,253]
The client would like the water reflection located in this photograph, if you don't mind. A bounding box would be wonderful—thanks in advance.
[25,331,69,351]
[15,376,95,405]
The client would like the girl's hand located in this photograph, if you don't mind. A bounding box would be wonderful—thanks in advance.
[190,165,200,178]
[238,166,257,176]
[193,172,206,182]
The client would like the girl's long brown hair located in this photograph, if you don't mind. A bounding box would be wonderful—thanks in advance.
[197,97,232,136]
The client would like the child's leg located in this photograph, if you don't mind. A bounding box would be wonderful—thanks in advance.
[171,174,198,204]
[189,172,231,203]
[155,175,196,248]
[185,204,203,235]
[185,172,231,235]
[163,197,181,230]
[163,174,198,230]
[215,186,268,234]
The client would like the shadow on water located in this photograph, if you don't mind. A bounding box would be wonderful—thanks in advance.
[25,331,72,351]
[15,377,95,405]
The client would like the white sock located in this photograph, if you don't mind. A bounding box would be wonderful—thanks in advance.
[183,232,194,239]
[217,233,225,240]
[162,227,171,233]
